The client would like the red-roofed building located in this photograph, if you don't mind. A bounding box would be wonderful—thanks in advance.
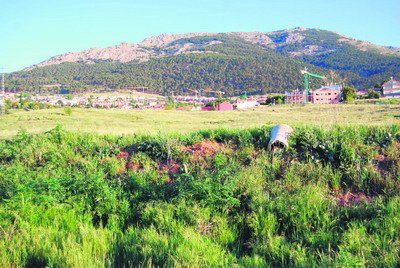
[216,101,233,111]
[356,90,368,96]
[201,101,234,111]
[312,87,342,104]
[382,77,400,97]
[285,90,312,104]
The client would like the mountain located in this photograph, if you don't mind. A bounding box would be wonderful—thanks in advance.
[7,28,400,95]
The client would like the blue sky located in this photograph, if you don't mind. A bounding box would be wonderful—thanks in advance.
[1,0,399,73]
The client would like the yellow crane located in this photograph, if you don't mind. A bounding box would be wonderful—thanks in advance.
[186,88,200,97]
[203,89,225,98]
[127,86,149,93]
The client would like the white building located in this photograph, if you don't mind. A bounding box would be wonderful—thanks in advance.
[236,99,260,110]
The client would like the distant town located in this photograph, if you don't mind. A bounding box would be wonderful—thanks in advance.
[2,76,399,113]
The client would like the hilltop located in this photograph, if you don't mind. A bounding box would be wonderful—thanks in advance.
[25,27,400,70]
[6,28,400,95]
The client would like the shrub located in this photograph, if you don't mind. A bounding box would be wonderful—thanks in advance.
[64,106,73,116]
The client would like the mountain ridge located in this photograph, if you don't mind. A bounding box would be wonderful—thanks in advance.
[8,28,400,94]
[25,27,400,71]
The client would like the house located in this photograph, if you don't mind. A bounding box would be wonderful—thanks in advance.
[216,101,233,111]
[356,90,368,97]
[312,86,342,104]
[201,101,233,111]
[285,90,312,104]
[236,99,260,110]
[382,77,400,98]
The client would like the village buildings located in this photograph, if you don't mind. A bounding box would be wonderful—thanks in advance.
[284,90,312,104]
[382,77,400,97]
[236,99,261,109]
[201,101,234,111]
[285,85,343,104]
[312,85,342,104]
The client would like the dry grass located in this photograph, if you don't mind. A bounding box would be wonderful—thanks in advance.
[0,103,399,138]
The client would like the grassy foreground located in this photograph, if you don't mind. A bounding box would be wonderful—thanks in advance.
[1,103,400,138]
[0,125,399,266]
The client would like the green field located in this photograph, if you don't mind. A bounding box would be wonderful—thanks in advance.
[1,104,400,266]
[1,103,400,138]
[1,124,400,266]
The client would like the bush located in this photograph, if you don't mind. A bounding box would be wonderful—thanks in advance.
[64,106,73,116]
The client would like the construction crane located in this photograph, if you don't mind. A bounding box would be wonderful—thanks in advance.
[301,68,327,90]
[203,89,225,98]
[127,86,149,93]
[186,88,200,98]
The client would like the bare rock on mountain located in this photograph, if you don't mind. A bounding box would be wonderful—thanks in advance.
[285,32,305,44]
[289,45,330,56]
[25,42,158,71]
[24,27,400,71]
[139,32,214,47]
[387,46,400,53]
[227,32,274,46]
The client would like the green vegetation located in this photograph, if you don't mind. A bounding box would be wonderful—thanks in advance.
[6,52,325,95]
[0,124,399,266]
[342,86,356,104]
[6,30,400,94]
[276,29,400,88]
[63,106,73,116]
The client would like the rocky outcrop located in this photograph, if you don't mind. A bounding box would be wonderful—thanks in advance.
[25,42,158,71]
[139,32,214,47]
[24,28,400,71]
[387,46,400,53]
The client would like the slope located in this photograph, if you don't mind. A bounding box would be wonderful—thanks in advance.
[6,29,400,94]
[7,35,339,95]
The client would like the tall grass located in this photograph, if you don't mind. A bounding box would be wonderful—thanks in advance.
[0,125,399,266]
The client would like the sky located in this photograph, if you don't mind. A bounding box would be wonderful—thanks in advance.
[1,0,399,73]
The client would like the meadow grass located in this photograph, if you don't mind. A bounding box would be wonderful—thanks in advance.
[1,103,400,138]
[0,125,399,266]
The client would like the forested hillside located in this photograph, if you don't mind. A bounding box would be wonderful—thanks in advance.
[6,54,333,95]
[278,29,400,88]
[5,29,400,95]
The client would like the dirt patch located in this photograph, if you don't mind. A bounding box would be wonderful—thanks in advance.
[335,191,372,207]
[119,146,136,159]
[182,139,226,168]
[117,151,130,159]
[375,154,395,176]
[126,161,142,172]
[159,159,181,177]
[183,139,224,157]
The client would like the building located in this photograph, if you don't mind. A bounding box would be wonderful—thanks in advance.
[312,86,342,104]
[356,90,368,97]
[285,90,312,104]
[216,101,233,111]
[236,99,260,110]
[201,101,233,111]
[382,77,400,98]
